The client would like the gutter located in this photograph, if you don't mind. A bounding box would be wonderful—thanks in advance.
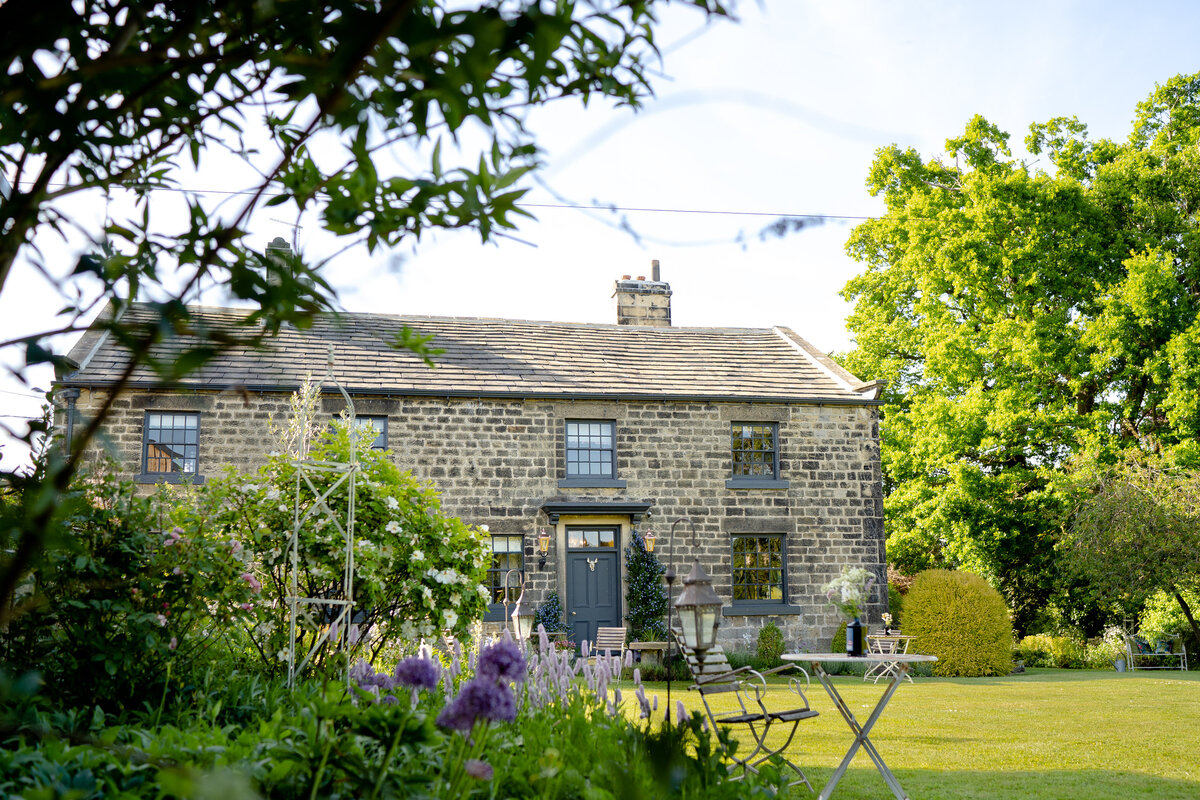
[53,379,884,407]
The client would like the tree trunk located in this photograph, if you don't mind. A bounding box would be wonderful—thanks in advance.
[1172,586,1200,656]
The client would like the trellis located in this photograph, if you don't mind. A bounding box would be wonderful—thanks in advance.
[286,346,360,689]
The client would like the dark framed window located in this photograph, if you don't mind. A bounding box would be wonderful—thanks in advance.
[731,535,785,603]
[486,535,524,604]
[143,411,200,476]
[565,420,616,478]
[731,422,779,479]
[353,415,388,449]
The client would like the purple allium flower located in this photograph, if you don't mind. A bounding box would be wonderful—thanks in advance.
[393,656,440,691]
[477,640,526,684]
[436,677,517,732]
[464,759,493,781]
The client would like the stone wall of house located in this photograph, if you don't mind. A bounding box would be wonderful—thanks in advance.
[70,387,884,652]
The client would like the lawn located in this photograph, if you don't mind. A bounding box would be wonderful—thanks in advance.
[635,668,1200,799]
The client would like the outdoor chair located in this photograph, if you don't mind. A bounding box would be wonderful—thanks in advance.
[671,628,818,789]
[587,626,628,680]
[864,633,914,683]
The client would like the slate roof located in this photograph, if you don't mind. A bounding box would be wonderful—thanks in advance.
[62,302,879,404]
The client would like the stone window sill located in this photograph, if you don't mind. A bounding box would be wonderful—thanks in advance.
[558,478,628,489]
[725,478,790,490]
[135,473,206,485]
[723,604,804,617]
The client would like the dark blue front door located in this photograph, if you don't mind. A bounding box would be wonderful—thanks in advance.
[565,526,621,648]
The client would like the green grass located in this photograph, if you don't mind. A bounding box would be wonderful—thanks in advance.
[632,669,1200,799]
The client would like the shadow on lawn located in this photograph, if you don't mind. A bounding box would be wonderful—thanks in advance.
[802,766,1200,800]
[926,668,1200,686]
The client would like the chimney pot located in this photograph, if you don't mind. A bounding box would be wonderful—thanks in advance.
[651,259,660,282]
[614,268,672,327]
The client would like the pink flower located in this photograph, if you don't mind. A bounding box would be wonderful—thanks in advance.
[241,572,262,593]
[172,567,182,575]
[240,603,254,611]
[169,637,178,651]
[229,539,243,554]
[155,614,168,627]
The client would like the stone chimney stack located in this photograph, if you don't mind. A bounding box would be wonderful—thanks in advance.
[614,260,672,326]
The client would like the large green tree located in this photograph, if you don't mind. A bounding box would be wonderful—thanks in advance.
[1066,457,1200,647]
[0,0,732,624]
[841,74,1200,632]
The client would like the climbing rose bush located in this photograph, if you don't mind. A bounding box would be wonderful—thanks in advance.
[190,421,489,673]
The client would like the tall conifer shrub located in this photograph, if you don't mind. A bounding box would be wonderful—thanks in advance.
[625,532,668,641]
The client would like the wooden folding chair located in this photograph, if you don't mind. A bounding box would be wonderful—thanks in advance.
[588,626,628,680]
[673,630,818,789]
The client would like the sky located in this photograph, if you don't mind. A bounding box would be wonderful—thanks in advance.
[4,0,1200,468]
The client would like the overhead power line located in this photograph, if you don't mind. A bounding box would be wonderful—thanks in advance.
[11,178,877,223]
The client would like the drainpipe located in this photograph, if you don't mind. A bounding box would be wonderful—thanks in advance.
[59,388,80,455]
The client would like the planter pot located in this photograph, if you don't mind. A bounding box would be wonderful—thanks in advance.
[846,617,865,657]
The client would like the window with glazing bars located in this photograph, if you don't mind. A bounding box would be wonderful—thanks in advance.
[353,416,388,449]
[487,535,524,603]
[565,420,616,478]
[731,422,778,479]
[731,535,785,603]
[144,412,199,475]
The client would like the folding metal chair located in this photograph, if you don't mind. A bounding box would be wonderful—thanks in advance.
[674,631,818,789]
[864,634,913,683]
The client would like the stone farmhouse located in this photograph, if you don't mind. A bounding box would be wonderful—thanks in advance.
[58,268,885,650]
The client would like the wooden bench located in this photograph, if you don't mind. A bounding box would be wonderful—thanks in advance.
[1124,633,1188,671]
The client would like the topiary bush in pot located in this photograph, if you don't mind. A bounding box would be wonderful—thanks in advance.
[904,569,1013,677]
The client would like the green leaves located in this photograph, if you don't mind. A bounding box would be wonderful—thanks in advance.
[843,76,1200,630]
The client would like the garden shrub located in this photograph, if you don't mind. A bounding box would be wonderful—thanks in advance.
[1015,634,1086,668]
[904,569,1014,677]
[534,591,570,636]
[1139,586,1199,641]
[0,465,254,709]
[756,622,785,663]
[887,584,904,628]
[191,420,489,674]
[1085,628,1127,669]
[624,531,668,641]
[1,635,788,799]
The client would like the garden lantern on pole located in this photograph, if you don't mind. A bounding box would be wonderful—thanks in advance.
[674,558,722,662]
[664,517,723,718]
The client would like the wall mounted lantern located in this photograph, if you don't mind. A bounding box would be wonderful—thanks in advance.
[537,527,551,570]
